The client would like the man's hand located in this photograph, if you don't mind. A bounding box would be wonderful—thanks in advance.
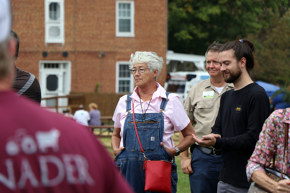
[180,157,193,174]
[192,133,221,147]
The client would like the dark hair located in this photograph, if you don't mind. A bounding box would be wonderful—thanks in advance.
[10,30,19,59]
[206,41,223,54]
[219,39,255,72]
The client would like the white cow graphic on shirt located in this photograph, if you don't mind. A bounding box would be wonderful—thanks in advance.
[36,129,60,153]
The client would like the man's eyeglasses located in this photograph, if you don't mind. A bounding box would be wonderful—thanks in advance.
[130,68,149,74]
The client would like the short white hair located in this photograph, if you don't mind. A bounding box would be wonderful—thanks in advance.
[129,51,163,77]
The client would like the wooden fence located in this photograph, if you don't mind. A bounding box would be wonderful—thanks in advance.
[41,92,125,116]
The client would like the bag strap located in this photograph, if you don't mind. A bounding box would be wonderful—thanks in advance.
[280,109,289,179]
[18,73,35,95]
[131,94,171,161]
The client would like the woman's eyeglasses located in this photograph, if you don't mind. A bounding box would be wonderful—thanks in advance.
[130,68,149,74]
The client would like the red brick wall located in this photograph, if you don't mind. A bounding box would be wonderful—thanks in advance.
[10,0,167,93]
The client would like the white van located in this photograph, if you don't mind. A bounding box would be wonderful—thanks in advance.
[164,71,209,102]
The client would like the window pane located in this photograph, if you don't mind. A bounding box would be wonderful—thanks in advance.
[119,80,130,92]
[46,75,58,91]
[118,2,131,33]
[119,3,130,17]
[119,19,130,32]
[49,2,60,20]
[44,63,60,69]
[49,26,61,37]
[119,64,130,77]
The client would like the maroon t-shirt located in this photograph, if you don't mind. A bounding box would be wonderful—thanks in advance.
[0,91,133,193]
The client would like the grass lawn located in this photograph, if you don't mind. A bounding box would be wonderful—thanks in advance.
[95,130,190,193]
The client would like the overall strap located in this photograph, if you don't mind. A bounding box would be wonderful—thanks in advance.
[18,73,35,95]
[160,92,170,111]
[126,94,132,112]
[123,94,132,147]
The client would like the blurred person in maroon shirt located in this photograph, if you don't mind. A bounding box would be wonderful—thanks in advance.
[0,0,134,192]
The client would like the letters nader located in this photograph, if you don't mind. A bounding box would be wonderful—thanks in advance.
[0,154,95,190]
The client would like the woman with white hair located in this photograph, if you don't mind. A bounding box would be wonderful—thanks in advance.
[112,51,195,193]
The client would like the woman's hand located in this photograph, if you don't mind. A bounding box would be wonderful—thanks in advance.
[274,179,290,193]
[160,142,175,157]
[113,147,125,156]
[111,128,123,156]
[251,169,289,193]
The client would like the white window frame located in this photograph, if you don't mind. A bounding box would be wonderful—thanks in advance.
[116,1,134,37]
[115,62,133,93]
[45,0,65,44]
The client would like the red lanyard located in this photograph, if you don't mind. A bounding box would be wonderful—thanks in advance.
[132,100,145,153]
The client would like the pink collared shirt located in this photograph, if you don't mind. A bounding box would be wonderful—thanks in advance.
[113,83,190,148]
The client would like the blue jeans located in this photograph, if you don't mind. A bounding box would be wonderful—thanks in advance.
[189,147,223,193]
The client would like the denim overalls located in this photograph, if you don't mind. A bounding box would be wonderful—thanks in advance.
[115,94,177,193]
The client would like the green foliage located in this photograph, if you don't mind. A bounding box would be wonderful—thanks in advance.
[168,0,288,55]
[251,10,290,86]
[168,0,289,87]
[95,83,100,93]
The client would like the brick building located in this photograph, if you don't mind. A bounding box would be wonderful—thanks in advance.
[10,0,167,103]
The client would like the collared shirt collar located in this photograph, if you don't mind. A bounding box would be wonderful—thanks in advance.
[130,82,167,101]
[204,79,212,89]
[206,79,234,90]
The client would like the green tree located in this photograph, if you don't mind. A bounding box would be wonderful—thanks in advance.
[251,10,290,86]
[168,0,288,55]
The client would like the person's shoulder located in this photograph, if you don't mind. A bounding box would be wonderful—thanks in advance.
[270,108,285,119]
[226,83,234,89]
[167,92,182,103]
[223,88,234,96]
[114,94,130,111]
[252,83,266,91]
[31,75,40,86]
[15,67,30,77]
[244,82,263,91]
[249,83,268,97]
[195,79,210,88]
[167,92,178,98]
[187,79,209,96]
[219,89,233,102]
[116,94,129,105]
[120,94,128,100]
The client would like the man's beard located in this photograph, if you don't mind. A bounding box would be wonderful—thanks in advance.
[224,69,241,83]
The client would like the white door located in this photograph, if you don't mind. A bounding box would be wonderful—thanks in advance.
[39,62,71,110]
